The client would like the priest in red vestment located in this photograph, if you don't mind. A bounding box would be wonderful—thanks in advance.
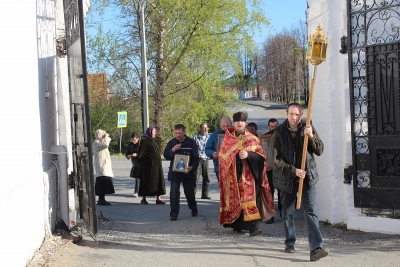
[219,111,276,236]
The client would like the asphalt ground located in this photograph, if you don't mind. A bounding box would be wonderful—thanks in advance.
[29,156,400,267]
[27,100,400,267]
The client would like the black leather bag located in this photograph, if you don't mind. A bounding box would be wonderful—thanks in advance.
[130,165,141,179]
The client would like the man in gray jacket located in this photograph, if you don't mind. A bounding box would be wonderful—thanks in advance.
[270,103,328,261]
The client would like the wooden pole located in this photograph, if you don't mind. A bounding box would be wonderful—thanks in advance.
[296,64,317,209]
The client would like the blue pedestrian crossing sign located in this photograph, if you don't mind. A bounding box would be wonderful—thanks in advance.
[117,112,127,128]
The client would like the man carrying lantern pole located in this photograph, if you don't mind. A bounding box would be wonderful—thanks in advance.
[269,25,329,261]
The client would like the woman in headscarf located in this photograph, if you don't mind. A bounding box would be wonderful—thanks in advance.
[137,126,166,204]
[93,129,115,205]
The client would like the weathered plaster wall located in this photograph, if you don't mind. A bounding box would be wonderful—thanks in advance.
[0,0,80,265]
[0,0,47,265]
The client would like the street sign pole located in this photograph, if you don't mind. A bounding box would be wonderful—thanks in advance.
[117,111,127,155]
[119,128,122,154]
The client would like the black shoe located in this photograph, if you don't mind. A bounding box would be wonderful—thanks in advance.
[97,199,111,206]
[249,228,262,236]
[170,217,177,221]
[191,208,198,217]
[233,228,242,233]
[201,196,211,199]
[310,247,329,261]
[285,246,295,253]
[266,217,274,224]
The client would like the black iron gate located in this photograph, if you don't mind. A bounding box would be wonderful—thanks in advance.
[347,0,400,208]
[64,0,97,234]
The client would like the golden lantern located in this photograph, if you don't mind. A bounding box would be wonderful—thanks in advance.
[296,24,328,210]
[306,25,328,66]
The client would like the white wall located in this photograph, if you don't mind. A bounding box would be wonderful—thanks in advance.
[306,0,348,224]
[0,0,78,265]
[307,0,400,235]
[0,0,46,265]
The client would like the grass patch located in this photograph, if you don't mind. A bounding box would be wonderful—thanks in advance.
[322,220,348,230]
[332,223,348,230]
[323,220,331,226]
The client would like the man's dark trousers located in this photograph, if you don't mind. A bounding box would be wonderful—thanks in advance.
[267,170,282,216]
[170,179,197,218]
[195,159,210,198]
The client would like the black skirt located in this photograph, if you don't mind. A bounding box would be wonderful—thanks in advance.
[95,176,115,196]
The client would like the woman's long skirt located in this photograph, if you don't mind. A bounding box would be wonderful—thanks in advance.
[95,176,115,196]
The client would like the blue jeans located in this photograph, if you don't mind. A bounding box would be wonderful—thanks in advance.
[133,178,140,194]
[170,180,197,218]
[280,182,323,251]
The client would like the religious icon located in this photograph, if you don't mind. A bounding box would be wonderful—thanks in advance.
[216,134,225,153]
[176,158,185,170]
[259,134,272,158]
[172,154,190,173]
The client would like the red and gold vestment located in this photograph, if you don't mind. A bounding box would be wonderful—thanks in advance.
[219,128,276,225]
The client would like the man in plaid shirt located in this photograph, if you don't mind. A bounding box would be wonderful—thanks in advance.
[193,123,211,199]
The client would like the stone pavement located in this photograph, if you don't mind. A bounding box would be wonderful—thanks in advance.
[28,155,400,267]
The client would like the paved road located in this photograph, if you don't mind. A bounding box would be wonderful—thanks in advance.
[228,99,308,133]
[28,100,400,267]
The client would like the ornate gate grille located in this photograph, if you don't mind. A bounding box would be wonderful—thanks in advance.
[347,0,400,208]
[64,0,98,234]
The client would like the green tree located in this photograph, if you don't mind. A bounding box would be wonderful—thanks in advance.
[90,95,143,154]
[87,0,267,141]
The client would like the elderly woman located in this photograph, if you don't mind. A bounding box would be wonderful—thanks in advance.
[137,126,166,204]
[93,129,115,206]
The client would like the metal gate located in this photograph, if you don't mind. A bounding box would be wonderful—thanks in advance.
[347,0,400,209]
[64,0,98,234]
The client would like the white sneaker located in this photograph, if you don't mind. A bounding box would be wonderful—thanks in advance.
[132,193,138,197]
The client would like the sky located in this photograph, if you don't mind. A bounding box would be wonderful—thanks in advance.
[86,0,308,44]
[253,0,308,45]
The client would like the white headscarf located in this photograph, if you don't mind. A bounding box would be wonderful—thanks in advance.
[95,129,106,140]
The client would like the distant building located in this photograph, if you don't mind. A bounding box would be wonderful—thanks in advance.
[222,76,267,99]
[88,73,110,104]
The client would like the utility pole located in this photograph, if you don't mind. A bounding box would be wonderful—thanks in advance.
[297,51,300,103]
[139,0,149,132]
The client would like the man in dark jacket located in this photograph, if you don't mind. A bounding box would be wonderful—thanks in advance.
[205,116,232,181]
[164,124,199,221]
[270,102,329,261]
[264,118,281,224]
[125,132,140,197]
[246,122,258,137]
